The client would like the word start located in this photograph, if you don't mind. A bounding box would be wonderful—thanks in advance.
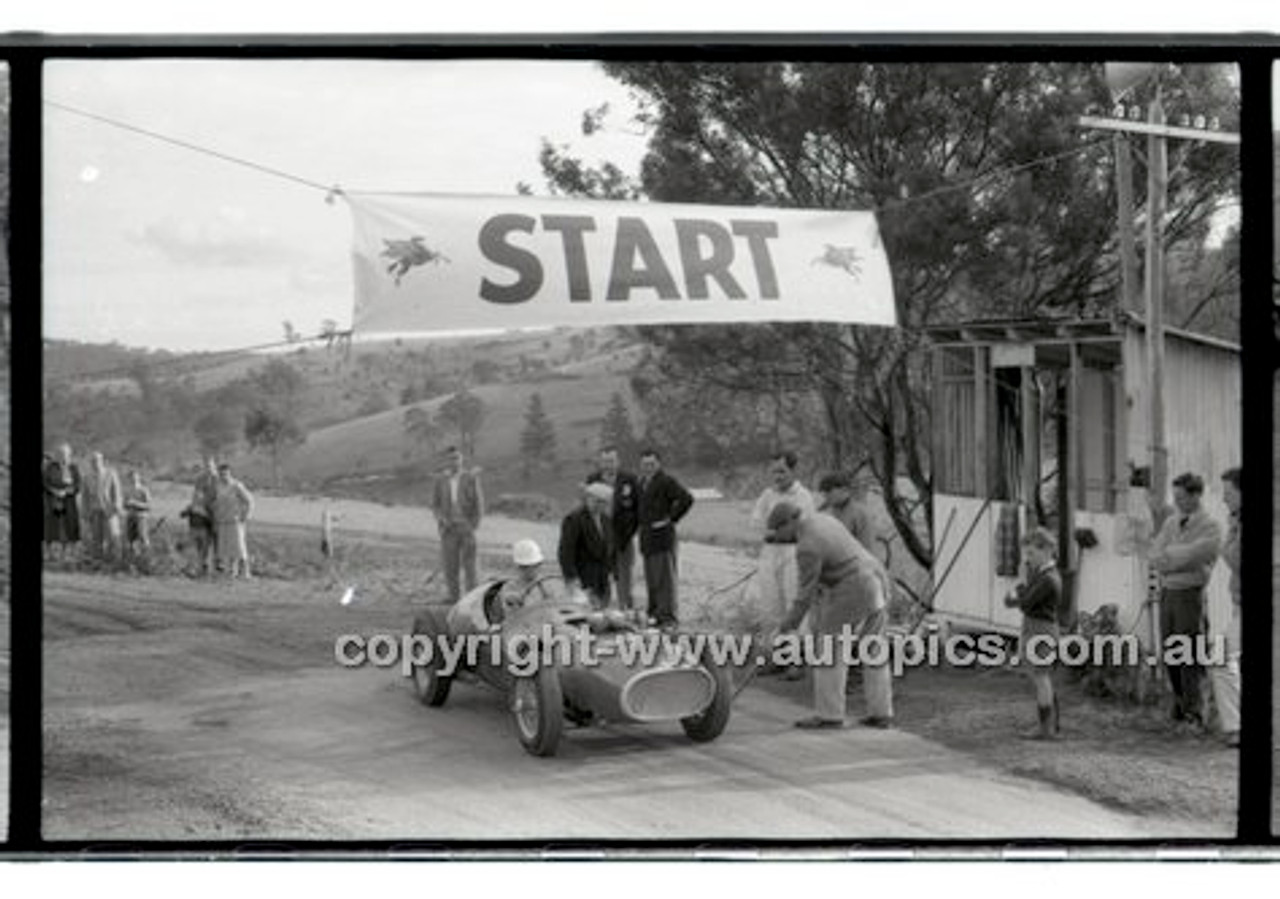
[478,214,782,304]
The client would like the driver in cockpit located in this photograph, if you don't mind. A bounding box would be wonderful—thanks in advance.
[448,538,571,634]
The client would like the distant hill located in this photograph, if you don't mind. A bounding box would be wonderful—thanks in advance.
[265,336,647,509]
[44,339,192,381]
[47,326,653,513]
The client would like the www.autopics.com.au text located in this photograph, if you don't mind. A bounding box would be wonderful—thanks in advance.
[333,626,1226,679]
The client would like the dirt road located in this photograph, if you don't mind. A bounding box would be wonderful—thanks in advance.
[43,560,1213,841]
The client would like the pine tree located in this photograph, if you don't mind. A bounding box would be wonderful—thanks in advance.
[519,392,557,480]
[598,390,637,462]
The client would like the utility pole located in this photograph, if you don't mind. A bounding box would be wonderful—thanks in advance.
[1144,93,1169,526]
[1077,101,1238,521]
[1114,133,1140,315]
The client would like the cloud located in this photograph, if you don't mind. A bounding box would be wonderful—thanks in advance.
[132,212,302,267]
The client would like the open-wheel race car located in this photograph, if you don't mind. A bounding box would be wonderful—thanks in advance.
[408,571,734,757]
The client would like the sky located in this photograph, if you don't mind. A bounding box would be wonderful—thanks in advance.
[43,59,650,351]
[37,54,1259,353]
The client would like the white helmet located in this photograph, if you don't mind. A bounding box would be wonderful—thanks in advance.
[512,539,544,566]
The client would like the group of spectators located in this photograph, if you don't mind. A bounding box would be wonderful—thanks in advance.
[431,443,892,731]
[1002,468,1242,745]
[430,443,695,631]
[179,456,255,579]
[430,446,1245,743]
[42,442,154,566]
[42,442,255,578]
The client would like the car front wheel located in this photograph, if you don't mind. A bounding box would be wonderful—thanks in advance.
[511,664,564,757]
[410,617,452,707]
[681,656,733,742]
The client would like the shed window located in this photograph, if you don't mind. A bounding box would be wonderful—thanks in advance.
[935,346,977,496]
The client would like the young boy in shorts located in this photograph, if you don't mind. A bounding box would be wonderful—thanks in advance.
[1003,526,1062,740]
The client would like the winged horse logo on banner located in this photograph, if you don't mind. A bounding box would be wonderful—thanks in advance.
[380,236,451,286]
[811,244,863,280]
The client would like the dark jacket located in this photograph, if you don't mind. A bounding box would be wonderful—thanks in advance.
[431,468,484,531]
[43,459,82,542]
[1008,564,1062,622]
[586,468,641,544]
[636,468,694,557]
[558,506,615,599]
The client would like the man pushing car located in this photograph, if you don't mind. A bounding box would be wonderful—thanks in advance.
[767,501,895,730]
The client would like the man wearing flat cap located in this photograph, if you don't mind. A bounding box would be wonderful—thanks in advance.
[767,501,895,729]
[558,481,617,609]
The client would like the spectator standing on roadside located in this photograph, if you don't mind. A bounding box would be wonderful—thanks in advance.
[123,468,153,565]
[1003,526,1063,740]
[431,445,484,602]
[321,507,338,560]
[587,445,641,610]
[636,448,694,629]
[1149,472,1222,730]
[750,452,815,675]
[212,463,255,579]
[769,502,894,730]
[558,482,616,609]
[43,442,82,562]
[182,457,220,575]
[82,451,124,563]
[1209,467,1241,747]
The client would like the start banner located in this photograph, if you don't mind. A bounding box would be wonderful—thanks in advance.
[346,193,896,333]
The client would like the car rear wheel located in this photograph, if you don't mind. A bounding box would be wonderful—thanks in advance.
[511,664,564,757]
[410,616,452,707]
[681,655,733,742]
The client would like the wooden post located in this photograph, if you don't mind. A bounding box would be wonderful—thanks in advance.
[1115,134,1141,315]
[1064,349,1084,630]
[931,347,945,498]
[1144,94,1169,521]
[1020,366,1039,516]
[973,346,988,498]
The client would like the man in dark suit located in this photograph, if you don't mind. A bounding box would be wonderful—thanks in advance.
[558,482,616,609]
[587,445,641,609]
[431,445,485,602]
[636,448,694,628]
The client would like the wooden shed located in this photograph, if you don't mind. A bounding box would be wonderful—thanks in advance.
[923,311,1240,647]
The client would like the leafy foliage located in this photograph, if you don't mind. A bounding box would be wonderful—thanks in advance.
[193,407,241,458]
[402,405,439,461]
[437,387,487,458]
[597,390,639,463]
[541,61,1239,567]
[519,391,558,479]
[244,405,306,487]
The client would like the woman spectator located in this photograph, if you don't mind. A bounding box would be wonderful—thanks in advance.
[43,442,82,562]
[212,463,255,579]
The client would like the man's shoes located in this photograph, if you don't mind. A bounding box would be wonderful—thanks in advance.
[782,666,805,681]
[858,715,894,729]
[794,716,846,730]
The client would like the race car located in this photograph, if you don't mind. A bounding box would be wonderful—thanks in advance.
[408,571,734,757]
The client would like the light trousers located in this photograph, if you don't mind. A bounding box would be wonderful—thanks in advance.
[812,606,893,722]
[1209,603,1241,734]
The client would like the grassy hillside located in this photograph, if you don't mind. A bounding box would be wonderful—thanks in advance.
[277,355,644,508]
